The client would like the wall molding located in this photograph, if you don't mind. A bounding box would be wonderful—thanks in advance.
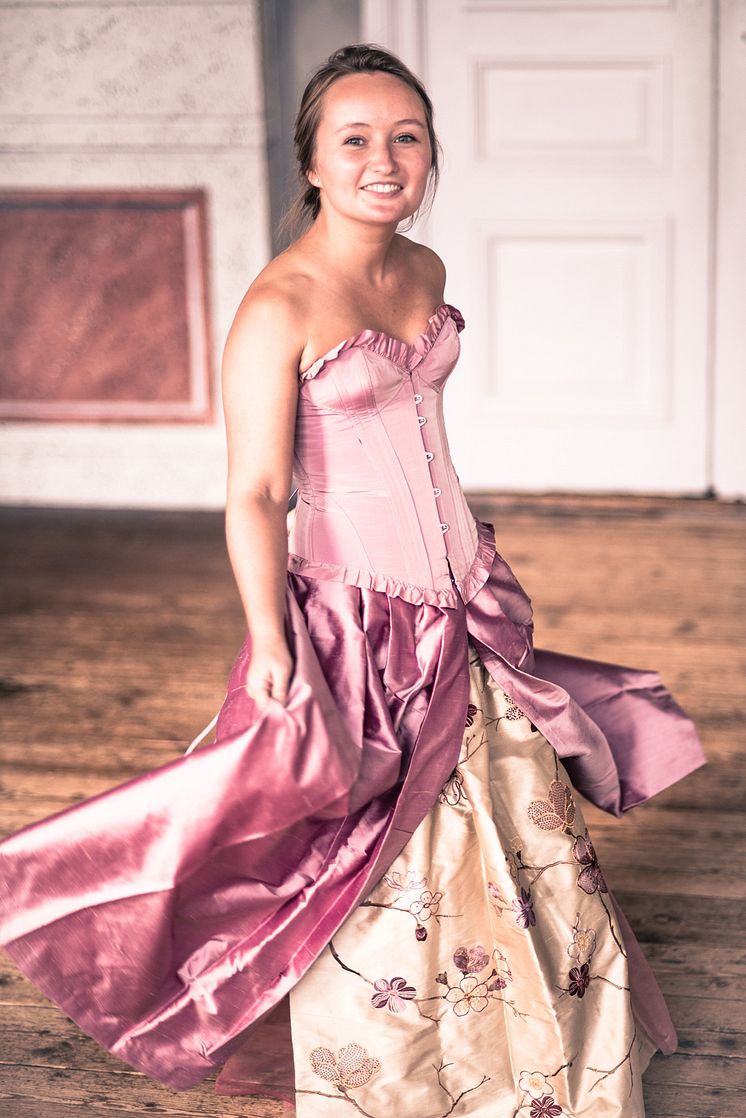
[462,1,675,10]
[473,216,674,424]
[0,114,265,153]
[361,0,427,75]
[471,54,671,174]
[1,1,248,8]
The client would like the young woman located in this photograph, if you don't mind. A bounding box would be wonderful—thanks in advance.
[0,44,705,1118]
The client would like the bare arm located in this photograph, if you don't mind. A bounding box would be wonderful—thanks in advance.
[221,285,304,708]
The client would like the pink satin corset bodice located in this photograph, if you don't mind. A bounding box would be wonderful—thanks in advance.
[288,302,497,609]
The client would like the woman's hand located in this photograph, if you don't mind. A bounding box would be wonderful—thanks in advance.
[246,635,294,711]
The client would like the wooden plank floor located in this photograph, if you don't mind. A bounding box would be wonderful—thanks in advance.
[0,496,743,1117]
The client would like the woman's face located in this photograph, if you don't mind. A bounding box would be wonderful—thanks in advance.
[309,71,433,227]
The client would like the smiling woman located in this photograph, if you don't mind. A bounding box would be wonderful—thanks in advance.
[0,40,705,1118]
[276,45,441,250]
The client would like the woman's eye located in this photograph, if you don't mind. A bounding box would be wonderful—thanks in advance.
[342,134,418,147]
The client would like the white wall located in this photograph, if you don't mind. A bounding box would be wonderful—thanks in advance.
[0,0,270,509]
[712,0,746,499]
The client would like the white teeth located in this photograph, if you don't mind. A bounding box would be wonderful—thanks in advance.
[363,184,402,193]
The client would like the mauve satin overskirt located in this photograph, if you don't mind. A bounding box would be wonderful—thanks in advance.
[0,521,706,1090]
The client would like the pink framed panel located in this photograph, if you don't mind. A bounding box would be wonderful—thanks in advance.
[0,189,214,422]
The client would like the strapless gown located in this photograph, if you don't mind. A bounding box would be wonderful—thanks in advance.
[0,302,706,1118]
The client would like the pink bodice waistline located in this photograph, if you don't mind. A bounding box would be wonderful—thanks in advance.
[288,514,499,608]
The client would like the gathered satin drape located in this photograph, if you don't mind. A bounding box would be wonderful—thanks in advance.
[0,525,703,1089]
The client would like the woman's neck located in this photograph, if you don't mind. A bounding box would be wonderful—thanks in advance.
[297,215,402,290]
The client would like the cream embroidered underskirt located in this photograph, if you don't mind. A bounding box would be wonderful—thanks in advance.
[288,639,658,1118]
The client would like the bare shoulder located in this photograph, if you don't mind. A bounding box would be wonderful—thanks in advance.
[224,264,308,375]
[395,235,447,299]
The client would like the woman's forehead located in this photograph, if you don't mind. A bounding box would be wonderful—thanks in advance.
[320,73,424,125]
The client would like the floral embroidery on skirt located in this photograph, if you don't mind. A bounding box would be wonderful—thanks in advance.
[288,639,657,1117]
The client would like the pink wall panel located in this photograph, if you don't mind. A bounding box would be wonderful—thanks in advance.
[0,189,214,422]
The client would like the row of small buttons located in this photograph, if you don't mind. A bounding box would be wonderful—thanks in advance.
[414,391,448,533]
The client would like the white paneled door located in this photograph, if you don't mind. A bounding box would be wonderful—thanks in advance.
[364,0,714,494]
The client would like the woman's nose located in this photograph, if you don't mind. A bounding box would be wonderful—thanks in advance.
[368,142,398,172]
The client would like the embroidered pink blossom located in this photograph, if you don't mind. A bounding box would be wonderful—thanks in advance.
[512,887,536,929]
[530,1095,563,1117]
[309,1042,381,1089]
[415,924,427,942]
[383,869,426,895]
[409,889,443,922]
[453,945,490,974]
[491,947,513,989]
[571,829,608,895]
[445,975,490,1017]
[519,1071,554,1099]
[567,924,596,965]
[568,963,591,999]
[370,976,416,1013]
[487,881,508,913]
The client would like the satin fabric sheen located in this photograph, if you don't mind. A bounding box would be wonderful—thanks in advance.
[0,303,705,1096]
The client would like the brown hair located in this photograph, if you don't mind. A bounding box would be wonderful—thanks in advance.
[276,42,442,243]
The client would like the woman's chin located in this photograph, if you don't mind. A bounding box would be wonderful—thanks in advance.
[357,198,418,225]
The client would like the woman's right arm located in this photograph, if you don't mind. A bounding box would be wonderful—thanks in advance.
[221,285,305,711]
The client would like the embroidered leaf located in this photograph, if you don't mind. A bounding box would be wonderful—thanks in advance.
[309,1046,338,1082]
[549,779,575,826]
[310,1043,381,1088]
[528,780,575,830]
[337,1043,381,1087]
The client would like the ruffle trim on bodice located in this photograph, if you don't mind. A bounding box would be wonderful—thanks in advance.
[299,302,465,382]
[459,517,501,602]
[287,515,497,609]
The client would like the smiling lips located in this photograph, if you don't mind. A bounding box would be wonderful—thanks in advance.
[362,183,403,194]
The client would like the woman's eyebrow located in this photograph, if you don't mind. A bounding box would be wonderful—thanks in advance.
[335,118,425,131]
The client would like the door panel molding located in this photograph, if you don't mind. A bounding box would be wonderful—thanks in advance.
[364,0,715,495]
